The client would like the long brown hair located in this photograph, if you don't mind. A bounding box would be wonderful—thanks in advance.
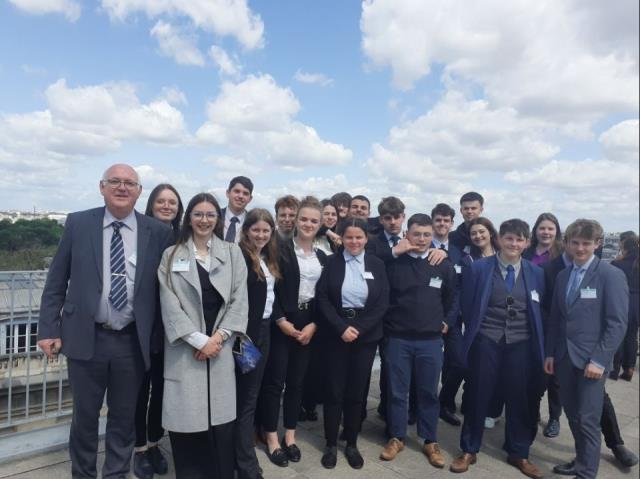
[239,208,281,280]
[530,212,563,259]
[468,217,499,258]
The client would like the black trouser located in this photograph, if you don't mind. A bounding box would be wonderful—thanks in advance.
[260,310,313,431]
[439,322,466,412]
[613,295,639,372]
[134,350,164,447]
[68,324,144,479]
[169,421,235,479]
[324,337,378,447]
[302,334,325,412]
[235,320,271,479]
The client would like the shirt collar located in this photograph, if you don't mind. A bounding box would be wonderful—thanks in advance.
[408,251,429,259]
[432,237,448,250]
[225,208,246,222]
[103,208,136,231]
[497,252,521,273]
[573,254,596,272]
[343,249,365,263]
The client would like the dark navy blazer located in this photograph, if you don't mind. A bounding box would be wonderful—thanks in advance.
[460,255,546,367]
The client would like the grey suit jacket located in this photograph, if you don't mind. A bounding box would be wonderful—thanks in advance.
[158,236,248,432]
[38,207,172,369]
[546,256,628,370]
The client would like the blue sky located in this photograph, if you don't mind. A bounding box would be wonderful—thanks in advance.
[1,0,638,231]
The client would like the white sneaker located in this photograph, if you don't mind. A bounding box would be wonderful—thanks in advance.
[484,417,495,429]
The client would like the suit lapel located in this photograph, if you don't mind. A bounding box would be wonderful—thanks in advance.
[479,257,496,317]
[91,207,104,284]
[134,212,151,298]
[174,242,201,299]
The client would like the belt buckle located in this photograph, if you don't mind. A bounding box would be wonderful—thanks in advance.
[344,308,356,319]
[298,302,309,311]
[101,323,113,330]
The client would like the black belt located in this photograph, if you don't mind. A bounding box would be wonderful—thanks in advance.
[341,308,364,319]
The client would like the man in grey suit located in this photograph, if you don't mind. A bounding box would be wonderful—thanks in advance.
[544,219,629,479]
[37,164,172,479]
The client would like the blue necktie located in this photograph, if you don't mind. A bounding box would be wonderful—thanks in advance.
[225,216,239,242]
[109,221,128,310]
[505,264,515,293]
[390,235,400,246]
[566,266,584,305]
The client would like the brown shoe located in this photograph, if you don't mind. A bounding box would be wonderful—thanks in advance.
[380,438,404,461]
[423,442,445,468]
[507,456,544,479]
[450,453,477,473]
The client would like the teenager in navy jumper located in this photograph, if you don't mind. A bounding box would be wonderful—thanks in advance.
[379,214,456,468]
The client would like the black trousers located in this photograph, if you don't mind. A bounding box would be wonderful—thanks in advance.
[169,421,235,479]
[134,350,164,447]
[439,323,466,412]
[323,338,378,447]
[302,335,325,412]
[613,294,639,372]
[67,324,144,479]
[260,311,312,431]
[235,320,271,479]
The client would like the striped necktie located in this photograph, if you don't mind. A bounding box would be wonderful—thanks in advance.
[109,221,128,310]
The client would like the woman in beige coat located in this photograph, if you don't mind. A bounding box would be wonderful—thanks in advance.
[158,192,248,479]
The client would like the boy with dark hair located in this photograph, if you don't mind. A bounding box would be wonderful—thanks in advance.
[452,219,545,478]
[222,176,254,243]
[449,192,484,253]
[274,195,300,241]
[331,192,352,219]
[349,195,371,219]
[380,214,456,469]
[545,219,629,479]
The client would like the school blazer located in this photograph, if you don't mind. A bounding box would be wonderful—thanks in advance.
[316,252,390,344]
[546,257,628,371]
[460,256,546,366]
[366,231,394,264]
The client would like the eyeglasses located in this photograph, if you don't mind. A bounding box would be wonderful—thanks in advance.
[102,178,141,190]
[191,212,218,220]
[506,296,516,318]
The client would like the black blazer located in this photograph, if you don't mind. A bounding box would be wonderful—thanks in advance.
[242,250,269,342]
[366,231,394,264]
[316,252,389,344]
[274,238,327,323]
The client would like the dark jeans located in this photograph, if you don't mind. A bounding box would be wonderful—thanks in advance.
[260,313,312,431]
[235,320,271,479]
[169,421,235,479]
[385,336,443,442]
[135,350,164,447]
[323,338,378,446]
[460,335,537,458]
[68,324,144,479]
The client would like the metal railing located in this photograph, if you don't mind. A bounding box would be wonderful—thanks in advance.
[0,271,71,434]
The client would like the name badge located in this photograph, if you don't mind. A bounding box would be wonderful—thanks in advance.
[128,252,137,266]
[580,287,597,299]
[429,277,443,289]
[362,271,374,280]
[454,265,462,274]
[531,290,540,303]
[172,258,190,272]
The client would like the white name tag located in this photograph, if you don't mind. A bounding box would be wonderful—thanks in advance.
[128,252,137,266]
[172,259,190,272]
[580,287,597,299]
[455,265,462,274]
[429,277,443,289]
[362,271,374,280]
[531,290,540,303]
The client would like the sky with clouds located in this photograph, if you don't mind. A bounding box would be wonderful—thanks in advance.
[1,0,638,231]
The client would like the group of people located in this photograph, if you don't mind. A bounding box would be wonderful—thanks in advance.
[36,163,639,479]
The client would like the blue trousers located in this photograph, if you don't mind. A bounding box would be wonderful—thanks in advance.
[384,336,443,442]
[460,334,538,458]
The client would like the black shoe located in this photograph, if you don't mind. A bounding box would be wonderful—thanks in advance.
[345,445,364,469]
[439,408,461,426]
[133,451,154,479]
[408,410,417,425]
[552,459,576,476]
[321,446,338,469]
[281,437,301,462]
[267,447,289,467]
[147,446,168,475]
[609,370,619,380]
[612,444,639,468]
[543,418,560,438]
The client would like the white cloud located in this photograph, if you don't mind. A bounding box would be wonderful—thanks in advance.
[150,21,205,66]
[102,0,264,50]
[9,0,80,21]
[158,86,188,106]
[196,74,352,167]
[209,45,242,77]
[293,70,334,87]
[361,0,638,124]
[599,119,639,163]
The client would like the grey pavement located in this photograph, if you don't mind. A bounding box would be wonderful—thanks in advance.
[0,368,638,479]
